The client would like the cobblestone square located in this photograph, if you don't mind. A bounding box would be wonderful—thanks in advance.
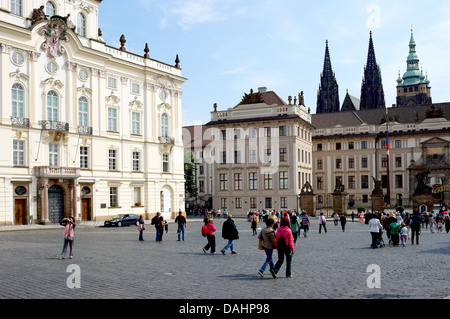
[0,218,448,300]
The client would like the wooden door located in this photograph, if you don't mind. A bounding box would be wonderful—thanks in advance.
[14,199,27,225]
[81,198,91,221]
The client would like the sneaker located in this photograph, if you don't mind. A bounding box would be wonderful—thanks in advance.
[59,256,64,260]
[286,275,294,278]
[258,271,264,278]
[221,250,225,255]
[69,256,73,259]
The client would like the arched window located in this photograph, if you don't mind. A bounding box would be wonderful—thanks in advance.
[45,1,55,17]
[77,13,86,37]
[161,113,168,137]
[47,91,58,121]
[78,97,88,127]
[10,0,22,16]
[11,83,24,118]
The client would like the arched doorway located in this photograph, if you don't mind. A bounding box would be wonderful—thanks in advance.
[160,187,172,214]
[48,185,64,223]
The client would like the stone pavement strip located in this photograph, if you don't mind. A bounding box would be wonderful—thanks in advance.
[0,217,449,299]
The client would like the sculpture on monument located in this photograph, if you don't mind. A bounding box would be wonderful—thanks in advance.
[413,169,432,195]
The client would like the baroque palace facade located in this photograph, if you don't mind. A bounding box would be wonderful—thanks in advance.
[1,0,186,225]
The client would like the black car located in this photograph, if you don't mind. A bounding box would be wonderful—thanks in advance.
[104,214,140,227]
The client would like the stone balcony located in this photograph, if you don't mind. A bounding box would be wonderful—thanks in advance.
[11,116,30,128]
[38,120,69,132]
[78,125,93,135]
[34,166,81,179]
[159,136,175,145]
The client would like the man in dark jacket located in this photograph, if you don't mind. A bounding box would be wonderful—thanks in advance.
[151,212,168,241]
[220,214,239,255]
[410,212,422,245]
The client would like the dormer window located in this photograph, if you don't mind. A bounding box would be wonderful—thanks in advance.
[77,13,86,37]
[45,1,56,17]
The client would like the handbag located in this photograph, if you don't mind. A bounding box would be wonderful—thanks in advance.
[258,238,263,250]
[67,235,74,241]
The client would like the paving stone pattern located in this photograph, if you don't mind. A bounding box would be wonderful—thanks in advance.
[0,218,448,299]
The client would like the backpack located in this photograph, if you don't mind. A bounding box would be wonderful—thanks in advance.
[201,225,208,237]
[276,229,287,249]
[390,223,401,235]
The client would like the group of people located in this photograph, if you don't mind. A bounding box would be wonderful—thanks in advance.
[368,210,450,249]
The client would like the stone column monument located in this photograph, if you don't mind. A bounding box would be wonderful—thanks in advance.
[299,182,316,216]
[412,169,434,213]
[332,180,347,215]
[371,177,384,212]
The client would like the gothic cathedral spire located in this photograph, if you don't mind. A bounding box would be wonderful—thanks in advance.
[316,40,340,114]
[360,31,386,110]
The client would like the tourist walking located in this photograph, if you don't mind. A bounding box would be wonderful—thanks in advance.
[369,215,383,249]
[273,218,295,278]
[340,214,347,232]
[138,215,145,241]
[300,212,310,237]
[175,211,187,241]
[333,213,339,226]
[250,213,258,236]
[410,212,422,245]
[445,215,450,233]
[290,213,300,243]
[389,220,401,246]
[59,217,76,259]
[318,212,327,234]
[258,218,277,278]
[151,212,168,241]
[221,215,239,255]
[203,218,217,254]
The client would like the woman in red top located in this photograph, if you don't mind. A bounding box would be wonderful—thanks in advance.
[202,218,217,254]
[273,218,295,278]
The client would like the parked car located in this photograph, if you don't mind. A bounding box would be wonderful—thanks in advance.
[104,214,140,227]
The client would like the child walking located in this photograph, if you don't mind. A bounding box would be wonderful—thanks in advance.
[400,223,408,247]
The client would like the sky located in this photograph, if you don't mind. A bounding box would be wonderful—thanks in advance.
[98,0,450,126]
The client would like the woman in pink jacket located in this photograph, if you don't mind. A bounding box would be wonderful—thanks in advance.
[202,218,217,254]
[59,217,76,260]
[273,218,295,278]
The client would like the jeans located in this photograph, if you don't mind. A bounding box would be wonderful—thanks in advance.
[61,238,73,258]
[259,248,274,272]
[319,223,327,233]
[222,239,234,252]
[156,228,164,241]
[177,225,185,241]
[274,246,292,277]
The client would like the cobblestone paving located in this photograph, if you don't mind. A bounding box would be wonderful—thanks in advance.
[0,218,448,299]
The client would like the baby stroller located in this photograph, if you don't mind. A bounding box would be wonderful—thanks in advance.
[376,230,385,248]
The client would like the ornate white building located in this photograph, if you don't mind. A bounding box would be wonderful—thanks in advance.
[0,0,187,225]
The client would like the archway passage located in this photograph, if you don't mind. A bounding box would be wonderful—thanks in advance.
[48,185,64,223]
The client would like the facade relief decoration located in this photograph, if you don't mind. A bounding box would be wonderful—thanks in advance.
[40,16,74,59]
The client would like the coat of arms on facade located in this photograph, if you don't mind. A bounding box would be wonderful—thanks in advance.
[40,15,73,59]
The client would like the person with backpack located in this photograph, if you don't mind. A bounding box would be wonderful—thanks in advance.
[221,215,239,255]
[389,221,401,246]
[202,218,217,254]
[318,212,327,234]
[290,213,300,243]
[272,218,295,278]
[410,212,422,245]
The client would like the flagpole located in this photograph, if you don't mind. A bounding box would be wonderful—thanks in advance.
[386,108,391,206]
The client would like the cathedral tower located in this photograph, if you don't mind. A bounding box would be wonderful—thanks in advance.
[316,40,340,114]
[360,32,386,110]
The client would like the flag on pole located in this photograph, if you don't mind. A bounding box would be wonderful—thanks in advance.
[386,129,389,158]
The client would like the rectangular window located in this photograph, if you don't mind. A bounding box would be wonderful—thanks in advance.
[249,150,257,163]
[11,0,22,15]
[199,165,204,175]
[361,141,368,149]
[131,112,140,135]
[395,140,402,148]
[264,127,271,137]
[131,83,140,94]
[134,187,141,206]
[133,151,140,171]
[220,174,228,191]
[361,157,368,168]
[249,172,258,190]
[395,156,402,168]
[235,198,242,209]
[80,146,88,169]
[234,173,242,191]
[221,151,227,164]
[279,126,287,137]
[317,176,324,190]
[109,149,117,170]
[336,142,341,150]
[265,197,272,209]
[199,180,205,193]
[108,108,117,131]
[381,157,388,168]
[234,151,241,164]
[234,128,241,139]
[395,175,403,189]
[264,173,273,190]
[336,158,342,169]
[220,198,227,210]
[264,149,271,163]
[280,148,287,162]
[49,143,58,167]
[348,176,355,190]
[361,175,369,189]
[280,197,287,209]
[109,187,118,207]
[107,77,117,89]
[348,142,354,150]
[348,157,355,169]
[162,154,169,173]
[221,130,226,140]
[317,159,323,170]
[317,144,323,151]
[13,140,24,166]
[250,198,257,209]
[279,172,288,189]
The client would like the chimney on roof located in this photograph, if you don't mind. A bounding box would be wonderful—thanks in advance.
[258,87,267,93]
